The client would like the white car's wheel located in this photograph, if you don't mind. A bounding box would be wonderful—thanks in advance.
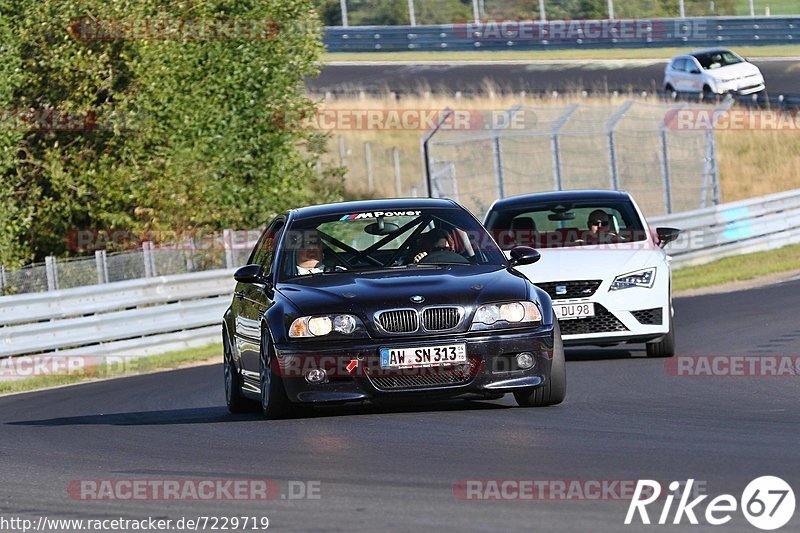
[646,312,675,358]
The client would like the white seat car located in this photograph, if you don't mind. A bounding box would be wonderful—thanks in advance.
[483,190,680,357]
[664,48,765,96]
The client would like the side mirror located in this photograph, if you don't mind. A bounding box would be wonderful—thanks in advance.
[234,263,269,285]
[509,246,541,267]
[656,227,681,248]
[689,68,701,75]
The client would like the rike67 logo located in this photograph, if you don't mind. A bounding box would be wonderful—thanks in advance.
[626,477,795,530]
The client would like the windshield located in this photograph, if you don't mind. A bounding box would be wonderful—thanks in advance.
[278,207,506,280]
[693,50,744,70]
[484,199,648,250]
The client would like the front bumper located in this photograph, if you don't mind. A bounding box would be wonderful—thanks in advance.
[714,78,765,95]
[543,278,671,346]
[273,326,555,404]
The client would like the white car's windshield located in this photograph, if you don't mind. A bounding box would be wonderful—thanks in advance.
[485,199,648,249]
[693,50,744,70]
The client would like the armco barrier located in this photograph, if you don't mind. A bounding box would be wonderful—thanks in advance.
[0,269,235,360]
[324,17,800,52]
[649,187,800,267]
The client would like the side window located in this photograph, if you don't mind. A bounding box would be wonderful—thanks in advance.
[672,58,685,72]
[248,219,285,272]
[686,58,700,73]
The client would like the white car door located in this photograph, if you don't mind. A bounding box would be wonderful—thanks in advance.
[685,56,705,92]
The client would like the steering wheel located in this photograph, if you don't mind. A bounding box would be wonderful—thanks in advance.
[419,250,470,264]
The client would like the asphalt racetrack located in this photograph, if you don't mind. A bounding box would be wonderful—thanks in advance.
[1,278,799,532]
[311,59,799,96]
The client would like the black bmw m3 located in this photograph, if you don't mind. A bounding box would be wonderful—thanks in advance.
[223,198,565,418]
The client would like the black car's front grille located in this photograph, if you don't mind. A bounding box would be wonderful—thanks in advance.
[559,304,628,335]
[376,309,419,333]
[422,307,462,331]
[631,307,663,325]
[536,280,603,300]
[367,358,479,391]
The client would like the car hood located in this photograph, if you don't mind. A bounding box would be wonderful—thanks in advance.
[276,264,529,315]
[512,244,666,284]
[705,62,761,80]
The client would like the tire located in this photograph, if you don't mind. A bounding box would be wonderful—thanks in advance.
[665,84,675,93]
[259,327,292,419]
[514,319,566,407]
[223,331,254,413]
[646,311,675,358]
[702,85,714,101]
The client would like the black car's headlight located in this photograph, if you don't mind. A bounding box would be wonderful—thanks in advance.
[609,267,656,291]
[470,301,542,330]
[289,314,362,338]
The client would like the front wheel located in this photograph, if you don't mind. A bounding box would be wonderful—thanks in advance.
[259,328,292,419]
[646,311,675,358]
[514,319,566,407]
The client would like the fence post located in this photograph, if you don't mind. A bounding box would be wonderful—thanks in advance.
[338,135,347,167]
[492,133,505,200]
[95,250,108,284]
[142,241,155,278]
[364,142,374,192]
[407,0,416,26]
[538,0,546,21]
[659,124,673,215]
[606,100,633,190]
[393,147,402,196]
[708,128,721,205]
[223,229,235,269]
[339,0,349,27]
[0,265,6,295]
[45,256,59,291]
[550,104,578,191]
[420,108,453,198]
[701,128,721,208]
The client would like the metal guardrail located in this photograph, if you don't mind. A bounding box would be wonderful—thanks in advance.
[650,187,800,267]
[0,269,235,359]
[325,17,800,52]
[1,189,798,360]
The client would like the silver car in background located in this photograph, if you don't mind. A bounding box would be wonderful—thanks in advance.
[663,49,765,96]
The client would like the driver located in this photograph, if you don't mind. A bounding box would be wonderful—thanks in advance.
[587,210,612,235]
[295,233,324,275]
[413,229,455,263]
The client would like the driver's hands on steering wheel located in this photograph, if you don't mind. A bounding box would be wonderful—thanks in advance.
[413,251,428,263]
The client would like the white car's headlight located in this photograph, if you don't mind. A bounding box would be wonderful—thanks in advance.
[471,301,542,329]
[289,314,359,338]
[609,268,656,291]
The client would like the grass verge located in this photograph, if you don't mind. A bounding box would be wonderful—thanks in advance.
[324,45,800,63]
[0,343,222,396]
[673,243,800,291]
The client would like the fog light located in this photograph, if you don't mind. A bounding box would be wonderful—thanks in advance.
[305,368,327,384]
[516,352,535,370]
